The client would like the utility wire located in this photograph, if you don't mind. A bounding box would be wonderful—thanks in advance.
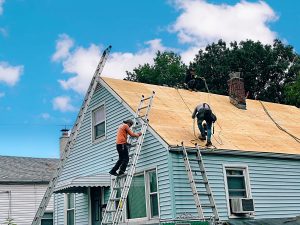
[198,76,223,145]
[175,88,199,140]
[259,100,300,144]
[176,85,223,145]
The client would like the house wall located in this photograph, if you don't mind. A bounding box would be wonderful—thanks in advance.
[54,85,173,224]
[0,184,54,225]
[171,151,300,221]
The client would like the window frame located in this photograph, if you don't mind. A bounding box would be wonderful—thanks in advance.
[64,193,76,225]
[223,164,253,218]
[91,103,106,143]
[124,168,160,222]
[146,169,159,219]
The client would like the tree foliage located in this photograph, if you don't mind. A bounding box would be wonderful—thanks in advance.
[284,72,300,107]
[125,51,186,87]
[191,39,300,105]
[125,40,300,107]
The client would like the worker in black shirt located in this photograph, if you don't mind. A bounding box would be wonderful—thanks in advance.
[184,68,197,90]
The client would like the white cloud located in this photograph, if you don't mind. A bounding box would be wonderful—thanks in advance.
[52,96,76,112]
[52,34,168,94]
[41,113,50,120]
[0,92,5,98]
[52,34,74,61]
[104,39,168,79]
[0,0,4,15]
[0,61,23,86]
[171,0,278,61]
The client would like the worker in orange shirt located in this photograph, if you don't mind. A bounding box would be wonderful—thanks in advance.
[109,119,142,176]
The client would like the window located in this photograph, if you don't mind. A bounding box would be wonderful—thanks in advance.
[66,193,75,225]
[41,212,53,225]
[92,105,106,141]
[126,170,159,220]
[127,174,146,219]
[148,171,159,218]
[224,165,252,216]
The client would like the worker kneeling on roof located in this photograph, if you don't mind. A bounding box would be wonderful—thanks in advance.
[192,103,217,147]
[109,119,142,176]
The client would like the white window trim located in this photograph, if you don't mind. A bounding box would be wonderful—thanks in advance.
[124,168,160,223]
[91,103,106,143]
[64,193,76,225]
[223,164,253,218]
[146,168,160,219]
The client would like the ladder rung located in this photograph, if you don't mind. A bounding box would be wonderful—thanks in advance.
[202,204,215,208]
[110,197,120,201]
[198,192,212,196]
[141,96,152,101]
[189,158,201,162]
[106,209,117,213]
[195,180,208,184]
[113,186,123,190]
[138,106,148,110]
[136,116,146,121]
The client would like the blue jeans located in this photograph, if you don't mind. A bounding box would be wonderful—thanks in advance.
[197,119,212,142]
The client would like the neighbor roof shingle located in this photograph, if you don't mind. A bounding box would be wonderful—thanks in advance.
[0,155,59,183]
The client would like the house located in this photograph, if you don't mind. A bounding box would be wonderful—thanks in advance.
[52,77,300,225]
[0,155,58,225]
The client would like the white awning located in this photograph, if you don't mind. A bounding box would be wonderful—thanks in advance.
[54,173,111,193]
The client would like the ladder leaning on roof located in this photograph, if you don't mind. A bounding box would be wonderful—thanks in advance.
[31,46,112,225]
[181,142,219,222]
[101,91,155,225]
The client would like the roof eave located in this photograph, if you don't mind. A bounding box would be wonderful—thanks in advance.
[169,145,300,160]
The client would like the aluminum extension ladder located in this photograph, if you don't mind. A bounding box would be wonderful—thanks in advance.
[181,143,219,222]
[31,46,112,225]
[101,91,155,225]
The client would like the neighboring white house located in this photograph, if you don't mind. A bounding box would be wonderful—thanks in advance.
[0,155,58,225]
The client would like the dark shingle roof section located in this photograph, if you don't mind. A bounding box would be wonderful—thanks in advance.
[0,155,59,183]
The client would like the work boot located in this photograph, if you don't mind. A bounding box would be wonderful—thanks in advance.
[109,170,118,176]
[205,141,212,147]
[198,135,206,141]
[118,170,125,176]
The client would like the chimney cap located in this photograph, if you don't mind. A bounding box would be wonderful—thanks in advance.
[61,128,69,132]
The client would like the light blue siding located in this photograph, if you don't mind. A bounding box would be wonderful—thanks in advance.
[54,194,64,225]
[171,151,300,220]
[75,193,89,224]
[54,85,173,223]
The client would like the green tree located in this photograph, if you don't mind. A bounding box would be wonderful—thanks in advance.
[125,51,186,87]
[284,72,300,107]
[192,39,300,104]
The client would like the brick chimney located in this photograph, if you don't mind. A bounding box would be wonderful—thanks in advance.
[60,128,69,158]
[228,72,246,110]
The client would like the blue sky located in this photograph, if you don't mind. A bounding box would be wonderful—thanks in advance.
[0,0,299,158]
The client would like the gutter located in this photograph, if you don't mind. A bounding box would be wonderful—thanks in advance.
[169,145,300,160]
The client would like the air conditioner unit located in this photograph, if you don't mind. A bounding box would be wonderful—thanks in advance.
[231,198,255,214]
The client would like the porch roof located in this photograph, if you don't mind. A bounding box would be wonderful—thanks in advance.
[54,173,110,193]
